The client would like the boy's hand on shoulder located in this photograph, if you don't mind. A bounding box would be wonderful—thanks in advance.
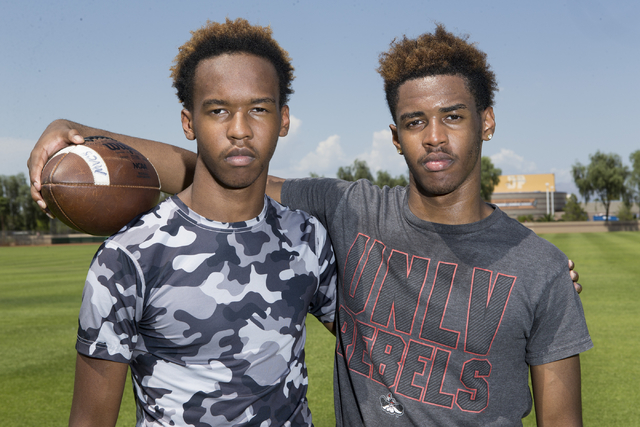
[568,259,582,294]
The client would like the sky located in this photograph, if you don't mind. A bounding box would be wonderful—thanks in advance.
[2,0,639,196]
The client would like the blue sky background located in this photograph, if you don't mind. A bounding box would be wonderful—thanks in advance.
[2,0,639,196]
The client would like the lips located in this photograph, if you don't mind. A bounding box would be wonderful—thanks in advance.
[225,148,255,167]
[421,152,454,172]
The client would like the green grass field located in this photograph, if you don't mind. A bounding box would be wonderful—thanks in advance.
[1,232,638,426]
[524,231,640,426]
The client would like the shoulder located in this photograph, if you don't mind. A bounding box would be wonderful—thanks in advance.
[282,177,350,198]
[106,197,185,253]
[285,177,405,200]
[266,197,331,252]
[267,196,327,233]
[502,212,566,259]
[349,179,406,201]
[492,209,569,280]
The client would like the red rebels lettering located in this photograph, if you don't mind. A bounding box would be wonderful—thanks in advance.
[338,234,515,413]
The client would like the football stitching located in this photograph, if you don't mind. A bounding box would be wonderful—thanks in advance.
[42,183,161,189]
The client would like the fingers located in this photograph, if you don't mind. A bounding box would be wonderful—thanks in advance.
[28,148,51,215]
[27,121,85,214]
[570,269,579,283]
[30,181,54,219]
[67,129,85,145]
[567,259,581,294]
[573,282,582,294]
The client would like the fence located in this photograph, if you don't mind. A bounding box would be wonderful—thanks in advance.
[523,220,639,234]
[0,232,106,246]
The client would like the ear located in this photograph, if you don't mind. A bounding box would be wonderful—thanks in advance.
[390,124,402,153]
[181,109,196,141]
[481,107,496,142]
[279,105,290,137]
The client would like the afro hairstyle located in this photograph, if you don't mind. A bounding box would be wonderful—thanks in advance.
[170,18,294,111]
[377,24,498,121]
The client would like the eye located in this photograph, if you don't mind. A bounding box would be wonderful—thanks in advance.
[445,114,462,122]
[210,108,226,115]
[406,119,425,130]
[252,107,269,113]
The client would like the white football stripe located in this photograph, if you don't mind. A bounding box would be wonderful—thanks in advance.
[58,145,110,185]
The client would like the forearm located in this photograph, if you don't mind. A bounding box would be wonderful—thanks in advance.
[55,119,197,194]
[69,353,129,427]
[531,355,583,426]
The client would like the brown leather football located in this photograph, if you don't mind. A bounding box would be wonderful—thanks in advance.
[41,136,161,236]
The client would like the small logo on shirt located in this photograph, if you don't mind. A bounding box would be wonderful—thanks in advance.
[380,393,404,417]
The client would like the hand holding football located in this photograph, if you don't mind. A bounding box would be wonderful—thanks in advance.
[41,136,161,236]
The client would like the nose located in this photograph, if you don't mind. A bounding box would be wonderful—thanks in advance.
[228,112,253,142]
[423,119,446,147]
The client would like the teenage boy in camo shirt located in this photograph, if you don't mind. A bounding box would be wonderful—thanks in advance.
[67,19,337,427]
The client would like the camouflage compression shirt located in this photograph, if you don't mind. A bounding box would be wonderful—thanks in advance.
[76,195,337,427]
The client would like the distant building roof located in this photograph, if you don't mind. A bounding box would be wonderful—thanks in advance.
[493,173,555,193]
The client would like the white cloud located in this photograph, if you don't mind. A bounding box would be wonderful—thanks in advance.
[278,114,301,146]
[355,129,407,176]
[490,148,537,173]
[0,137,33,177]
[294,134,347,175]
[286,129,408,179]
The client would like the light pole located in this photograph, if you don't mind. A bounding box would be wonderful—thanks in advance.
[545,183,550,216]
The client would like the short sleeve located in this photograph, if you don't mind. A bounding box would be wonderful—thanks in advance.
[281,177,351,228]
[525,268,593,365]
[76,240,142,363]
[307,218,337,324]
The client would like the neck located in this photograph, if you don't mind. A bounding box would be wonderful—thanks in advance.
[177,163,267,223]
[406,179,493,225]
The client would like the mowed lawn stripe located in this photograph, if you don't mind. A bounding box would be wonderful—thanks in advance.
[522,231,640,426]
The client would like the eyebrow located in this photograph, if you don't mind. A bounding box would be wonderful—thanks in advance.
[399,103,468,122]
[201,97,277,107]
[439,103,468,113]
[399,111,425,122]
[251,97,277,105]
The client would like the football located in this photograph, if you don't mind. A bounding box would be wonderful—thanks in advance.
[41,136,161,236]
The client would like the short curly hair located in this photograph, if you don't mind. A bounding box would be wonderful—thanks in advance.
[377,24,498,121]
[170,18,295,111]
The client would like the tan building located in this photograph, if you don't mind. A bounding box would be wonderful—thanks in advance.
[490,173,567,219]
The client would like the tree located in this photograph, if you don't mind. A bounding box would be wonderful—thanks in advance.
[375,170,409,188]
[335,157,498,194]
[480,156,501,202]
[571,151,629,222]
[561,194,588,221]
[336,159,374,182]
[335,159,408,189]
[617,202,635,221]
[628,149,640,208]
[0,173,50,232]
[517,214,534,223]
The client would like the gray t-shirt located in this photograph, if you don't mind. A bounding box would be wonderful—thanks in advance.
[282,178,592,427]
[77,195,337,426]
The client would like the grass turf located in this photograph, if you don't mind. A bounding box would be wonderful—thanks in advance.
[521,231,640,426]
[1,231,638,426]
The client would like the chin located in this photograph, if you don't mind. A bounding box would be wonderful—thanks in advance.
[217,171,266,190]
[412,179,459,197]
